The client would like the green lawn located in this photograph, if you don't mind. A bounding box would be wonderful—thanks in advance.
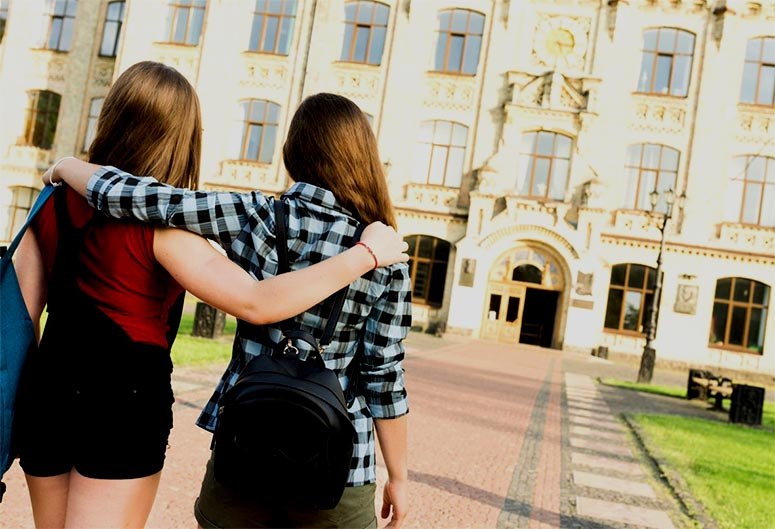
[170,313,237,366]
[632,414,775,529]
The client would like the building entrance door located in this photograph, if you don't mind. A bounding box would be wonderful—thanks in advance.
[482,284,526,342]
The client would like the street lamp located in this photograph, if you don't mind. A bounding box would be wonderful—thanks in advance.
[637,188,686,384]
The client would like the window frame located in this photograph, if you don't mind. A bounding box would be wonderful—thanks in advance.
[406,234,450,308]
[23,90,61,150]
[516,131,573,202]
[45,0,77,52]
[5,187,40,241]
[413,120,468,188]
[163,0,206,46]
[709,277,769,355]
[603,263,658,336]
[82,96,104,153]
[432,8,485,75]
[740,36,775,107]
[339,0,389,65]
[624,143,680,213]
[239,99,281,164]
[726,155,775,227]
[99,0,125,57]
[248,0,297,55]
[636,27,695,98]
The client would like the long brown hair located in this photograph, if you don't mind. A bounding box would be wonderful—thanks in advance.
[283,93,397,227]
[88,61,201,189]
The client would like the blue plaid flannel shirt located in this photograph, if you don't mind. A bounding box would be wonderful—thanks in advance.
[86,167,411,486]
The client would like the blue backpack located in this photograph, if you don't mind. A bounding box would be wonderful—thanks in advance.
[0,185,54,502]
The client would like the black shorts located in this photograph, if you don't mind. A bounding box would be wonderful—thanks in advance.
[17,329,174,480]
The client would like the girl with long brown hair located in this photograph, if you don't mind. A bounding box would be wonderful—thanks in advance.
[50,92,411,529]
[16,68,408,529]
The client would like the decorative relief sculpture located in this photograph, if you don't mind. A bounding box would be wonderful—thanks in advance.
[674,284,699,314]
[241,60,287,89]
[531,15,591,71]
[334,69,380,100]
[424,76,475,111]
[632,98,687,133]
[575,271,594,295]
[402,183,460,212]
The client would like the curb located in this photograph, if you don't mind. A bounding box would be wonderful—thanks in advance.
[621,414,721,529]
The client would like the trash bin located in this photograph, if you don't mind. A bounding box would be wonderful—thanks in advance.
[729,384,765,426]
[192,302,226,339]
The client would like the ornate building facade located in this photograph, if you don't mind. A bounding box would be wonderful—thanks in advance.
[1,0,774,375]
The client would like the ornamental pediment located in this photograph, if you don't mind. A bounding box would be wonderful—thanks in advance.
[507,70,599,114]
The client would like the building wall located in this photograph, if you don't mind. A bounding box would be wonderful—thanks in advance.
[1,0,773,375]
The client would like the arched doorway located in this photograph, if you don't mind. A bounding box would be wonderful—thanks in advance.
[482,245,565,347]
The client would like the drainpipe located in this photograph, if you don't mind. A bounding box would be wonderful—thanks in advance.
[375,0,399,140]
[678,7,711,234]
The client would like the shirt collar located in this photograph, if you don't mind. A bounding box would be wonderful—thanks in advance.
[283,182,355,218]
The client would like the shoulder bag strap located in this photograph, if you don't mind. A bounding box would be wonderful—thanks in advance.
[1,185,55,261]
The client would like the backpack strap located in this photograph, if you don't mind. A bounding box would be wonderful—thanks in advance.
[272,198,363,353]
[1,186,55,260]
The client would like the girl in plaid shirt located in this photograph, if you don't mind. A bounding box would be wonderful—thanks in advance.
[51,93,411,529]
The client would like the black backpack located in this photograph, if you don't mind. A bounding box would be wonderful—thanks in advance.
[212,199,360,510]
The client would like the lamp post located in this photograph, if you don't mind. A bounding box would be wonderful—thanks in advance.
[637,188,686,384]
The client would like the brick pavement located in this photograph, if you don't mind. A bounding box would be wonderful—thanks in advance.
[0,337,712,529]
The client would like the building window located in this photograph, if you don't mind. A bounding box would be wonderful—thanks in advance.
[624,144,679,213]
[83,97,104,152]
[0,0,9,44]
[340,1,389,65]
[604,263,657,335]
[710,278,769,354]
[45,0,77,52]
[740,37,775,106]
[516,131,572,201]
[433,9,484,75]
[164,0,206,46]
[24,90,61,150]
[249,0,296,55]
[406,235,450,307]
[724,156,775,227]
[99,1,124,57]
[240,99,280,163]
[6,187,40,241]
[637,28,695,97]
[412,121,467,188]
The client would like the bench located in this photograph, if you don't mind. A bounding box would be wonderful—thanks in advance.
[687,369,734,410]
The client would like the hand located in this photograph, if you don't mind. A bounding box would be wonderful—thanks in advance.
[360,222,409,268]
[41,156,77,186]
[380,478,408,529]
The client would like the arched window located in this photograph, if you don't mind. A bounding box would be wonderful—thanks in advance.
[340,1,389,65]
[249,0,297,55]
[516,131,572,201]
[45,0,77,52]
[240,99,280,163]
[433,9,484,75]
[413,121,467,187]
[405,235,450,307]
[164,0,206,46]
[624,144,679,213]
[604,263,657,334]
[637,28,695,97]
[710,278,769,354]
[99,1,124,57]
[5,187,39,241]
[725,155,775,227]
[24,90,61,150]
[740,36,775,106]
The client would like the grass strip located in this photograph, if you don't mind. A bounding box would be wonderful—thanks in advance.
[632,414,775,529]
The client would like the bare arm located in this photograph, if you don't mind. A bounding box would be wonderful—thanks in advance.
[153,223,408,326]
[15,230,47,342]
[374,416,409,529]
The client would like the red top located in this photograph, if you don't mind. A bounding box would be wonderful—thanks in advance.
[33,187,184,349]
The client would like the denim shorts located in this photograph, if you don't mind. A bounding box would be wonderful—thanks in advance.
[194,453,377,529]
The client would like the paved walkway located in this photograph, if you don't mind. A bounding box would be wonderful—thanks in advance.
[1,335,734,529]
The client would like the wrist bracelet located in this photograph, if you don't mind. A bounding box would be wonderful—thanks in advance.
[355,241,379,270]
[46,156,75,187]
